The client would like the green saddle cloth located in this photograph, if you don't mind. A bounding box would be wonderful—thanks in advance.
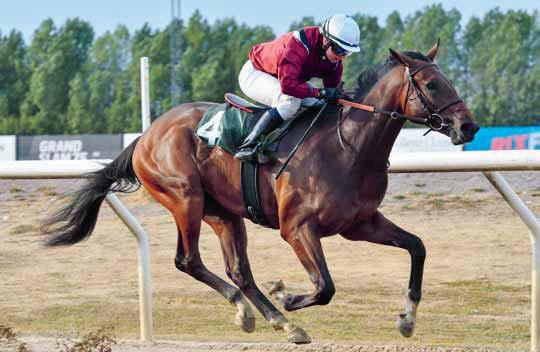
[196,103,296,154]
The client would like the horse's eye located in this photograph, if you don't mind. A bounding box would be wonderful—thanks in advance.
[426,81,437,90]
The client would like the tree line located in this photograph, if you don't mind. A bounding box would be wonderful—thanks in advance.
[0,5,538,134]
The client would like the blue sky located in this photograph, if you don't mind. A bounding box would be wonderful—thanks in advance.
[0,0,537,42]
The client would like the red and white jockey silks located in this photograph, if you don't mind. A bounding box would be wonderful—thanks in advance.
[238,61,320,120]
[238,26,342,120]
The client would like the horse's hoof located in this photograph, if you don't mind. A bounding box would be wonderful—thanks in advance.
[286,325,311,344]
[396,313,415,337]
[281,294,296,311]
[235,312,256,333]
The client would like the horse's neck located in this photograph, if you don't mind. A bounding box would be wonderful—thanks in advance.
[342,75,405,168]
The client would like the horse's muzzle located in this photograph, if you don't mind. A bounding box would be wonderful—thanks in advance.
[450,122,480,145]
[460,122,480,142]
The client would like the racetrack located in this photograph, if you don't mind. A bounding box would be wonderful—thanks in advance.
[1,172,538,351]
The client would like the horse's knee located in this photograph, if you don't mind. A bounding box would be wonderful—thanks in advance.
[412,236,426,260]
[404,234,426,260]
[317,283,336,305]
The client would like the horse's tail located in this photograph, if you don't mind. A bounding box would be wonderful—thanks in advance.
[42,137,141,247]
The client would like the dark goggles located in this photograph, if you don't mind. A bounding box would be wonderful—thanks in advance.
[330,41,352,57]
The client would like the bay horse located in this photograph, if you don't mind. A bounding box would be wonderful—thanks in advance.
[42,42,479,343]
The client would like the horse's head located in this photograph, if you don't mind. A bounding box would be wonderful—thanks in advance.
[389,41,479,144]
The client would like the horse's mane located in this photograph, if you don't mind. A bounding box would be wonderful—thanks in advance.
[354,51,430,101]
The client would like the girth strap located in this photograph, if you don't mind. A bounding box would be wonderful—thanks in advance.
[240,161,271,227]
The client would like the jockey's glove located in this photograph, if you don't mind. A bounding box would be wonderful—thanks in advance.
[317,88,340,103]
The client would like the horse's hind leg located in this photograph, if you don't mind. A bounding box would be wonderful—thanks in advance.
[341,211,426,338]
[136,160,254,333]
[173,209,255,333]
[203,203,311,344]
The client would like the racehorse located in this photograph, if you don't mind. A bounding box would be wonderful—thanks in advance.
[41,42,479,344]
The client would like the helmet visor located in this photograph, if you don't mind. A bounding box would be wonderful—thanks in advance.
[330,41,352,57]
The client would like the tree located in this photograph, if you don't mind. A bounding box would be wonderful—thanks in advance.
[400,5,462,81]
[288,16,317,31]
[342,14,383,92]
[181,10,211,103]
[20,18,94,133]
[462,9,540,125]
[90,25,132,133]
[0,30,29,133]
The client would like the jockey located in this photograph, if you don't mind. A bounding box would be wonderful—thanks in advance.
[235,14,361,161]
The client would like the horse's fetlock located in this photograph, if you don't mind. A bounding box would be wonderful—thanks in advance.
[409,290,421,303]
[317,285,336,305]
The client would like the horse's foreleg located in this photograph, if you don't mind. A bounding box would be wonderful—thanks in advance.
[204,210,311,344]
[341,211,426,338]
[277,221,336,311]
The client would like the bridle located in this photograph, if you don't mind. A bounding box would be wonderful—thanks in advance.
[338,62,464,133]
[404,63,463,133]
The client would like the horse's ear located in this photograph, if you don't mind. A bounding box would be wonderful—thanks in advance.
[426,38,440,61]
[389,48,413,67]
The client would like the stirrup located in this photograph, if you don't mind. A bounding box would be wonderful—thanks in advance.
[235,146,257,161]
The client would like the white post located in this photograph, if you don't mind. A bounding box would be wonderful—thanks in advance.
[140,57,151,132]
[483,171,540,352]
[105,193,153,341]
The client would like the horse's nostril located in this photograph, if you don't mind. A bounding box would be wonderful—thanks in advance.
[460,123,479,139]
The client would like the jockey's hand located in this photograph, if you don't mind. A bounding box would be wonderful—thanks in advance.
[318,88,340,103]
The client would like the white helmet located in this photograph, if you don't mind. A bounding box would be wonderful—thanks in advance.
[321,14,361,53]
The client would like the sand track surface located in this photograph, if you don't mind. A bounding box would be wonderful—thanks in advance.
[1,172,538,351]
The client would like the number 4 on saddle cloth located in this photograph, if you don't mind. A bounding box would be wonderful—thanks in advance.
[196,93,316,227]
[196,93,309,164]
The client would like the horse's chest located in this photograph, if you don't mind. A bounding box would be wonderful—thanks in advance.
[315,173,388,231]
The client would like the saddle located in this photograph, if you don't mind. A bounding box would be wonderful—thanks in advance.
[195,93,314,228]
[196,93,306,160]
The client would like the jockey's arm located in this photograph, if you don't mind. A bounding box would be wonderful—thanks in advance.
[277,40,319,99]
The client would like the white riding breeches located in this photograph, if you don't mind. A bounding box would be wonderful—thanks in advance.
[238,60,321,120]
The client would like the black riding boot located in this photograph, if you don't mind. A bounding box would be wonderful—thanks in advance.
[235,108,283,161]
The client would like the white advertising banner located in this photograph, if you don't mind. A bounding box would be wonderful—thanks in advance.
[123,133,142,149]
[0,136,16,161]
[391,128,463,155]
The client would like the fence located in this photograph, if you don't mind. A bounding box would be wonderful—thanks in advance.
[1,150,540,350]
[0,160,153,341]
